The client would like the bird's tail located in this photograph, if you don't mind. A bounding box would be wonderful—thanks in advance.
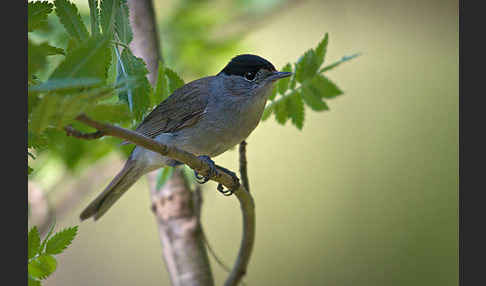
[80,159,146,221]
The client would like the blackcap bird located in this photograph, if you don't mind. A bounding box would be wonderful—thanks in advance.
[80,54,292,221]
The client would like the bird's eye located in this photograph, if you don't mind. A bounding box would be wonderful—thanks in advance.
[244,71,255,81]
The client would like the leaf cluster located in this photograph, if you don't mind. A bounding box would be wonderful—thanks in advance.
[262,34,359,130]
[28,224,78,286]
[27,0,185,173]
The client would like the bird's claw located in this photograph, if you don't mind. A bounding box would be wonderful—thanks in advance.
[194,155,217,184]
[216,167,240,196]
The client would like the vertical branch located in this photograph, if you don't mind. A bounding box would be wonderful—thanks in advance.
[127,0,161,85]
[126,1,214,285]
[149,170,214,286]
[239,141,250,192]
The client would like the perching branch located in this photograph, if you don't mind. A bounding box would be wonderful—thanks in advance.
[69,114,255,286]
[239,141,250,193]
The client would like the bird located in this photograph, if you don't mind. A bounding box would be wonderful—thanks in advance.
[80,54,292,221]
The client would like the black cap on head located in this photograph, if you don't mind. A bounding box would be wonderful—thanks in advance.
[219,54,276,77]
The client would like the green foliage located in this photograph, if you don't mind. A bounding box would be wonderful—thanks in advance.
[28,1,54,32]
[45,226,78,255]
[262,33,359,130]
[27,0,150,172]
[118,49,152,120]
[153,61,185,105]
[54,0,89,42]
[28,224,78,285]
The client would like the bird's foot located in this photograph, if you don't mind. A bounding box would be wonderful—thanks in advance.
[194,155,217,184]
[216,166,240,196]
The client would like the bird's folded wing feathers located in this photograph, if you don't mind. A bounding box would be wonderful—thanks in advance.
[121,77,212,144]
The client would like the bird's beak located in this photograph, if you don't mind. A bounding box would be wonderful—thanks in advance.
[267,71,293,82]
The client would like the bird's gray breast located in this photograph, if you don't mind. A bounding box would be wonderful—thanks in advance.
[174,77,270,157]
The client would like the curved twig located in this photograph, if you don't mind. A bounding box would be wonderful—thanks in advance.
[239,141,250,193]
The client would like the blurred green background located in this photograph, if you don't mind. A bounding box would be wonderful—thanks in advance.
[36,0,458,285]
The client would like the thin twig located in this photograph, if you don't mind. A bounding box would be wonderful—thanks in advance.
[64,125,105,140]
[239,141,250,193]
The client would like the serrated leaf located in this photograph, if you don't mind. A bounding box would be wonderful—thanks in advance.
[28,78,102,94]
[295,50,319,83]
[28,1,54,32]
[88,0,101,36]
[286,92,305,129]
[28,41,65,79]
[54,0,89,41]
[45,226,78,255]
[315,33,328,67]
[261,105,273,121]
[119,49,152,120]
[114,0,133,44]
[29,95,61,134]
[50,35,110,80]
[274,100,288,124]
[28,226,41,260]
[28,255,57,280]
[156,167,174,191]
[277,63,292,94]
[84,103,132,123]
[100,0,117,36]
[153,61,169,104]
[310,74,343,99]
[301,85,329,111]
[165,68,185,94]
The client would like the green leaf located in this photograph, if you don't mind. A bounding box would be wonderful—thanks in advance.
[156,167,174,191]
[277,63,292,94]
[28,227,41,260]
[28,166,34,176]
[28,1,54,32]
[50,35,110,80]
[28,40,65,79]
[28,275,41,286]
[45,226,78,255]
[261,105,273,121]
[165,68,185,94]
[39,219,56,253]
[28,78,102,94]
[310,74,343,99]
[119,49,152,120]
[153,61,169,104]
[274,100,288,125]
[315,33,328,67]
[84,103,132,123]
[88,0,101,36]
[301,85,329,111]
[54,0,90,41]
[295,50,319,83]
[114,0,133,44]
[29,95,61,134]
[100,0,117,36]
[286,92,305,130]
[28,255,57,280]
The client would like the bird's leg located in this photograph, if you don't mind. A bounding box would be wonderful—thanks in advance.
[194,155,217,184]
[215,166,240,196]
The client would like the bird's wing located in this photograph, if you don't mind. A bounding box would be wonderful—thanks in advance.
[123,76,213,143]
